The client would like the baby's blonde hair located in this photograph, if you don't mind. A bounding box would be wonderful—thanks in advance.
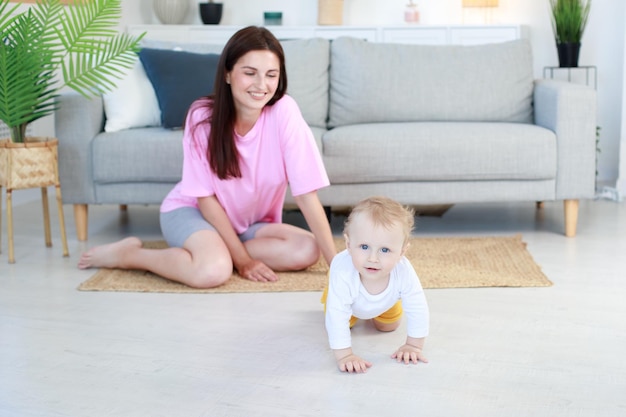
[344,196,415,243]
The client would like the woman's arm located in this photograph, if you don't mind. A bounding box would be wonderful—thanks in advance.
[197,196,277,281]
[294,191,337,266]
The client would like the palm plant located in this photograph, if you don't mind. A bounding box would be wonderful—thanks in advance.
[0,0,144,143]
[550,0,591,44]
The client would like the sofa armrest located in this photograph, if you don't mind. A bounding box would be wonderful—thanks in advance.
[534,79,597,199]
[55,92,105,204]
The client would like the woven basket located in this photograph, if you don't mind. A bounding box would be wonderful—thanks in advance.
[0,137,59,190]
[318,0,343,25]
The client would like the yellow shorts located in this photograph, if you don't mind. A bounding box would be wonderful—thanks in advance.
[321,285,403,328]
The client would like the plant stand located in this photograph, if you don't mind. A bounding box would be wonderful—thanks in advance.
[0,137,69,263]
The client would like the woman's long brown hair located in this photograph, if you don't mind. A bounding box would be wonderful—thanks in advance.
[192,26,288,180]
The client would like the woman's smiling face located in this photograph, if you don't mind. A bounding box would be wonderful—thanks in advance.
[226,50,280,114]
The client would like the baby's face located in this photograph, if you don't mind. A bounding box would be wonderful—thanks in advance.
[344,213,406,284]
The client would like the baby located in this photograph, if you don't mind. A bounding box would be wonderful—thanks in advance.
[322,196,429,373]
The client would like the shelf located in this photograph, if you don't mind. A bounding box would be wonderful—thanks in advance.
[128,24,527,46]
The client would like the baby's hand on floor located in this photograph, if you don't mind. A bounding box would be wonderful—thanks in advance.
[337,354,373,373]
[391,344,428,365]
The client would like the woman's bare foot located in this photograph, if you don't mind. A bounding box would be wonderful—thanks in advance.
[77,237,143,269]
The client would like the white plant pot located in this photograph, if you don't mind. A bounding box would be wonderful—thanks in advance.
[153,0,189,25]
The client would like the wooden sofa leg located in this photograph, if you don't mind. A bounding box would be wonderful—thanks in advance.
[74,204,88,241]
[564,199,579,238]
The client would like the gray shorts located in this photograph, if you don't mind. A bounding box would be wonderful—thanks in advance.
[160,207,268,248]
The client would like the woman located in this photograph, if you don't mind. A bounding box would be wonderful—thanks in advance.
[78,26,336,288]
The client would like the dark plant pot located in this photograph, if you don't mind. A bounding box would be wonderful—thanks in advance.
[557,42,581,68]
[199,3,223,25]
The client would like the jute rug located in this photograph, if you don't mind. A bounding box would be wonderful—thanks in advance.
[78,235,552,293]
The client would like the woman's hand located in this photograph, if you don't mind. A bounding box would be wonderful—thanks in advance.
[236,259,278,282]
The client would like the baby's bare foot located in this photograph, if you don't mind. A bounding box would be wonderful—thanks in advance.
[77,237,143,269]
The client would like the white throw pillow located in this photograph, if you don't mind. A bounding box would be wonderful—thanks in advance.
[103,60,161,132]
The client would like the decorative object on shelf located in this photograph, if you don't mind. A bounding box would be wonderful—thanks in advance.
[462,0,499,24]
[0,0,143,262]
[264,11,282,26]
[199,0,223,25]
[549,0,591,68]
[462,0,498,6]
[404,1,420,23]
[153,0,189,25]
[318,0,343,25]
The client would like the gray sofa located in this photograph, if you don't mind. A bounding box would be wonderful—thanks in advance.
[55,37,597,240]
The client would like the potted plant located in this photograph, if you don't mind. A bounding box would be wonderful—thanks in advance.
[0,0,144,263]
[549,0,591,67]
[0,0,144,144]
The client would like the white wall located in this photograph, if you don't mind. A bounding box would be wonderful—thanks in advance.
[617,4,626,198]
[37,0,626,187]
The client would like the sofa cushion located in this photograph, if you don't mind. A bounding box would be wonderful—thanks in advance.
[139,48,220,129]
[328,38,534,128]
[100,39,225,133]
[141,38,330,129]
[321,122,556,184]
[92,128,184,184]
[103,59,161,132]
[281,38,330,128]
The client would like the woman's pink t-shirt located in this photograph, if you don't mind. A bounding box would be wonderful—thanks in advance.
[160,95,330,234]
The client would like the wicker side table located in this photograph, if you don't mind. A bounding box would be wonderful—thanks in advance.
[0,137,69,263]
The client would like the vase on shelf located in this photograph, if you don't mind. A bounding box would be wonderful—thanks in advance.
[404,1,420,23]
[199,2,223,25]
[557,42,581,68]
[153,0,189,25]
[318,0,343,25]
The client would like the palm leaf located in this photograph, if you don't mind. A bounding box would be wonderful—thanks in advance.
[0,0,144,142]
[63,33,141,96]
[0,11,57,128]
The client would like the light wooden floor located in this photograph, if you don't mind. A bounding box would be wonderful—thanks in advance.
[1,195,625,417]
